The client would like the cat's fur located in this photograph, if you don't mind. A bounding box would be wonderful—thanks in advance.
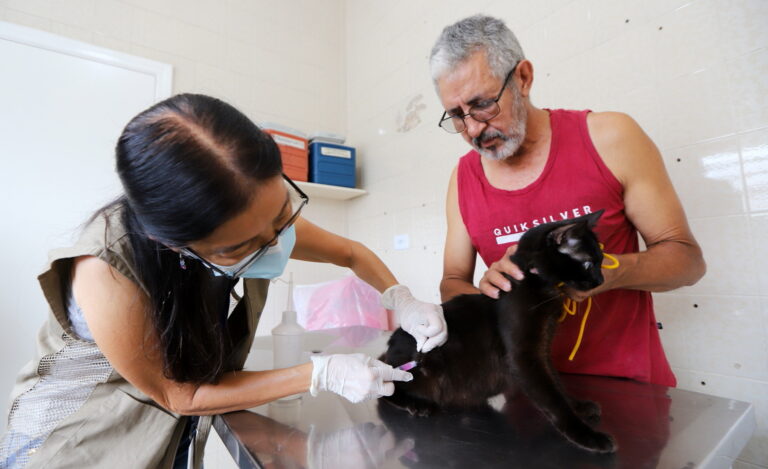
[380,210,617,453]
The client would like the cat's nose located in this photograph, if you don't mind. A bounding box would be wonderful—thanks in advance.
[593,270,604,286]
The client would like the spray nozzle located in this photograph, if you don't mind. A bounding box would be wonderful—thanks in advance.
[271,272,295,312]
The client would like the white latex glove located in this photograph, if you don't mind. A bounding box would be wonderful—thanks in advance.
[307,422,414,469]
[309,353,412,403]
[381,284,448,353]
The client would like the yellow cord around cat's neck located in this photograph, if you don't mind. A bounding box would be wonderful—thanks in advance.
[558,244,620,361]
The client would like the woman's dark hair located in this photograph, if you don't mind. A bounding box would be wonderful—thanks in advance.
[107,93,282,383]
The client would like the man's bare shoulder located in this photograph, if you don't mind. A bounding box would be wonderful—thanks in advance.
[586,111,644,147]
[586,111,659,184]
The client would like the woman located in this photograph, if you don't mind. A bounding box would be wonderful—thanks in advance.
[0,94,447,468]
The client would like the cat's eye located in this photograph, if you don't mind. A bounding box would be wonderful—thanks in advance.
[582,261,593,270]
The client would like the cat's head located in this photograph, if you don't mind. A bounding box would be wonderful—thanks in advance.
[513,210,605,290]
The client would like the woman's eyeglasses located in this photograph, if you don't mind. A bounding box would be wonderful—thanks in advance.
[180,174,308,277]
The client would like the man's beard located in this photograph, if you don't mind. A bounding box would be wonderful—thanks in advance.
[472,88,528,161]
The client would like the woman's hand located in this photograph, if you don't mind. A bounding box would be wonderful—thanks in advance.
[381,285,448,353]
[309,354,412,403]
[478,245,524,299]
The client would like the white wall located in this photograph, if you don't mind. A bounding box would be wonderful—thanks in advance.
[0,1,347,466]
[344,1,768,468]
[0,21,171,440]
[0,0,346,135]
[0,0,350,333]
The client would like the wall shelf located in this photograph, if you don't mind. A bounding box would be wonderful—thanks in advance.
[296,181,367,201]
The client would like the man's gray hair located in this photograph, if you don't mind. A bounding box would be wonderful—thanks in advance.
[430,15,525,83]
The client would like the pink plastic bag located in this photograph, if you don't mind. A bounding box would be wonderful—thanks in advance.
[293,275,390,331]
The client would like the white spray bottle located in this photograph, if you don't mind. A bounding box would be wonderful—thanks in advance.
[271,272,305,373]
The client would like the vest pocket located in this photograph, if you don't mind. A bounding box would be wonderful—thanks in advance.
[28,389,181,469]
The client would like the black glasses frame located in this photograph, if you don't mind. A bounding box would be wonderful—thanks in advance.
[438,63,519,134]
[183,173,309,277]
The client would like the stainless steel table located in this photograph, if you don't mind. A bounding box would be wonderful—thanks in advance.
[214,327,756,469]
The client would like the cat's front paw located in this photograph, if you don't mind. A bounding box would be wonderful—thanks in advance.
[571,400,601,425]
[381,393,437,417]
[406,400,437,417]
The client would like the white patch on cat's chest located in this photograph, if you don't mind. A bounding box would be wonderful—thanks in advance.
[487,393,507,411]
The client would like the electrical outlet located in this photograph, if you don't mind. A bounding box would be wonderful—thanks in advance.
[394,234,410,250]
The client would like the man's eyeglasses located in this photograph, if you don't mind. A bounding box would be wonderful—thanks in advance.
[181,174,308,277]
[438,63,518,134]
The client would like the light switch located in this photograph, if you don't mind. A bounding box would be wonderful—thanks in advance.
[394,234,410,250]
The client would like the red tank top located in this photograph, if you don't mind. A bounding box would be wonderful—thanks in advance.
[457,109,676,387]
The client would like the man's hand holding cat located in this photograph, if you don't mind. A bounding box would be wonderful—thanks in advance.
[479,245,525,299]
[561,252,625,301]
[382,285,448,353]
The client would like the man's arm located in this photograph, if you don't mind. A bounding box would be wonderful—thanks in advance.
[577,111,706,298]
[440,166,482,301]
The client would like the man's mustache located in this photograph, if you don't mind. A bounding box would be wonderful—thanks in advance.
[472,129,508,148]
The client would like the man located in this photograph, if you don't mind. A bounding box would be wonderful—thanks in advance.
[433,15,705,386]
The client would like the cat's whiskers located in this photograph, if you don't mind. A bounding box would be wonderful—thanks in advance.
[528,292,564,311]
[591,300,606,316]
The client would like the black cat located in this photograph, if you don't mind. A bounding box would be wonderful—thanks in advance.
[380,209,617,453]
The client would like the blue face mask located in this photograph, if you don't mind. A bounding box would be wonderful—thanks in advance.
[210,225,296,279]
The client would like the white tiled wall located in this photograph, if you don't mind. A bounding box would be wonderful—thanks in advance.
[344,1,768,467]
[2,0,767,467]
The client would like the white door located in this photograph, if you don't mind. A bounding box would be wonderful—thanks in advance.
[0,21,171,432]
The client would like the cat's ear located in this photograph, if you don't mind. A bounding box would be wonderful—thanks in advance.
[583,209,605,228]
[548,209,604,245]
[548,224,583,258]
[548,223,577,245]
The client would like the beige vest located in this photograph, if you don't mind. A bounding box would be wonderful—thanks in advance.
[4,207,268,468]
